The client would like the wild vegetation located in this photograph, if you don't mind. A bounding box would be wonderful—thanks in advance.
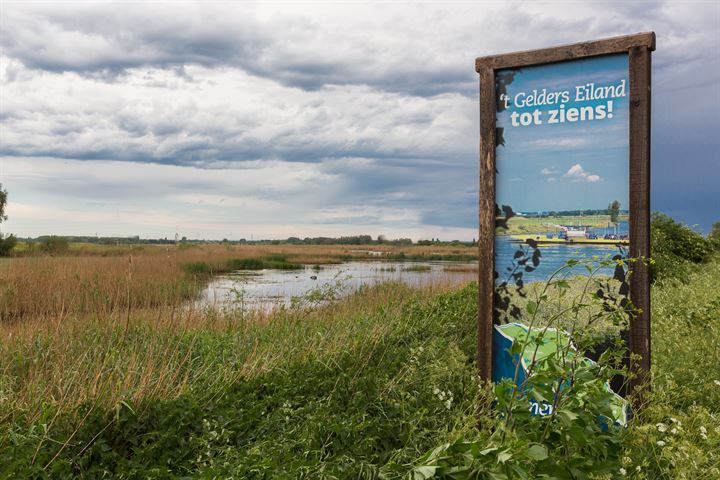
[0,215,718,478]
[650,212,716,281]
[0,183,17,257]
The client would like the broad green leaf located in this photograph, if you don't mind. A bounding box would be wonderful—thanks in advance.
[526,301,537,315]
[412,465,437,479]
[526,444,548,461]
[497,450,512,464]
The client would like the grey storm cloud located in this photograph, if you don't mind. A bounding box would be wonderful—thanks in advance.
[7,2,713,98]
[0,2,476,96]
[1,1,719,237]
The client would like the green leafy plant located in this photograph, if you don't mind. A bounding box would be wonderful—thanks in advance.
[414,256,636,479]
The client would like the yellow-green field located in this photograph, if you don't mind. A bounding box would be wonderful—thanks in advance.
[500,214,629,235]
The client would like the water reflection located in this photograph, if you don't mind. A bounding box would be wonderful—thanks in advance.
[199,261,477,311]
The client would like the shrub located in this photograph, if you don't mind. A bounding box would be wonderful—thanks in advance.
[39,236,69,255]
[226,257,265,270]
[650,213,713,281]
[709,221,720,249]
[226,257,303,271]
[0,234,16,256]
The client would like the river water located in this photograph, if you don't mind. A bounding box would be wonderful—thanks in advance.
[495,236,626,283]
[496,220,628,282]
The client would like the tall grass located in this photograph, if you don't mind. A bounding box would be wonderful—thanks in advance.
[0,281,479,477]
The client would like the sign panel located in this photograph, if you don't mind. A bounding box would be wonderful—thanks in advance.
[475,33,654,402]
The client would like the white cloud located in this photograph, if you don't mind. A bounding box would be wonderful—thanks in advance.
[564,164,601,183]
[0,60,476,165]
[541,167,559,182]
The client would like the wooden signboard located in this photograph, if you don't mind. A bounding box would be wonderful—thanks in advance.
[475,33,654,400]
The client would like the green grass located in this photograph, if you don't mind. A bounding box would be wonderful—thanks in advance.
[618,258,720,479]
[226,255,303,270]
[0,283,479,478]
[2,257,719,478]
[388,252,476,262]
[403,264,432,272]
[183,255,305,277]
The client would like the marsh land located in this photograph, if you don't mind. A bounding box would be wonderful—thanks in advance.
[1,226,719,478]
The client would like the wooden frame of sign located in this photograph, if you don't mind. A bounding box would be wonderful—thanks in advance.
[475,32,655,401]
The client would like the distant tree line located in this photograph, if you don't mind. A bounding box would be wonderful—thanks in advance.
[283,235,415,246]
[14,233,476,248]
[520,208,629,218]
[25,235,177,245]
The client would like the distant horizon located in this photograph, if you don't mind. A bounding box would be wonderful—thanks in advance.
[14,208,715,244]
[13,233,475,244]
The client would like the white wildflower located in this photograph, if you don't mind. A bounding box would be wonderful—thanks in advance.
[714,380,720,387]
[657,440,666,447]
[656,423,668,433]
[622,456,632,466]
[619,468,626,475]
[636,466,642,472]
[671,428,678,435]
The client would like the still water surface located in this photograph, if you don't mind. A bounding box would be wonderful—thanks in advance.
[200,235,626,311]
[199,261,477,311]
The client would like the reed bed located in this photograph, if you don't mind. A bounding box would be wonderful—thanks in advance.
[0,244,478,320]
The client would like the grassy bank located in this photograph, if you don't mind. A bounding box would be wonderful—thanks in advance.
[1,241,718,477]
[621,258,720,479]
[1,281,480,478]
[1,259,718,477]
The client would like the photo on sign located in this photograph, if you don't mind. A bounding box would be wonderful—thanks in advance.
[493,53,630,326]
[493,54,630,408]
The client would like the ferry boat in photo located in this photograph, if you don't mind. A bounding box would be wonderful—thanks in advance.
[510,224,629,246]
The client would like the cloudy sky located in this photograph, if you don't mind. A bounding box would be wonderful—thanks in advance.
[1,1,718,240]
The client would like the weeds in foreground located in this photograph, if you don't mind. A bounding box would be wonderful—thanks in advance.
[415,255,634,479]
[0,281,480,478]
